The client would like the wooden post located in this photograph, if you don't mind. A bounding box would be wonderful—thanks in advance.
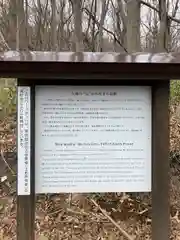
[152,80,170,240]
[17,81,35,240]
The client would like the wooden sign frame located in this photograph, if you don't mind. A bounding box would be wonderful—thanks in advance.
[0,51,172,240]
[17,78,169,240]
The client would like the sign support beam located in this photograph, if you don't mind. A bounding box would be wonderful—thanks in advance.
[17,80,35,240]
[152,80,170,240]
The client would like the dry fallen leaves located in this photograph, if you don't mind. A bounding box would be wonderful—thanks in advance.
[0,107,180,239]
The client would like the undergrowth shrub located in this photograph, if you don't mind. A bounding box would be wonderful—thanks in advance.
[170,80,180,104]
[0,78,16,119]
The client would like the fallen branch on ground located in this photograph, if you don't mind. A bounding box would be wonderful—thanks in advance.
[90,198,135,240]
[0,149,15,175]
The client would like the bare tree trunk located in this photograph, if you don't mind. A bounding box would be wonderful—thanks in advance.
[116,0,127,51]
[9,1,17,49]
[25,0,29,48]
[72,0,83,52]
[126,0,141,53]
[91,0,97,51]
[152,0,159,51]
[16,0,19,51]
[157,0,168,51]
[36,0,44,50]
[96,0,110,52]
[57,0,66,51]
[51,0,57,51]
[16,0,27,50]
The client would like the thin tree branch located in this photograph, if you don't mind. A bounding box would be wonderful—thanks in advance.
[141,0,180,24]
[172,0,179,18]
[83,7,128,52]
[0,30,10,50]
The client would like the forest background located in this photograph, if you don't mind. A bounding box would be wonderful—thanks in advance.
[0,0,180,239]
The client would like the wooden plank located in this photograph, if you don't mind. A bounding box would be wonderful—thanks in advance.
[152,80,170,240]
[0,61,179,80]
[17,195,35,239]
[17,82,35,240]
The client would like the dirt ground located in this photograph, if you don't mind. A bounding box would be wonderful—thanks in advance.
[0,106,180,239]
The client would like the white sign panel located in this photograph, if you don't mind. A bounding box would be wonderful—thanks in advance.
[35,86,151,193]
[17,86,31,195]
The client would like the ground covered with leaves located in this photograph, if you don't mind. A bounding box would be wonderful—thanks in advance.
[1,90,180,239]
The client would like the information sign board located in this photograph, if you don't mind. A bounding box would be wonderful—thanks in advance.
[17,86,31,195]
[35,85,152,193]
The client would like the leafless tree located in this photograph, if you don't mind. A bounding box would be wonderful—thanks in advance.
[0,0,180,53]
